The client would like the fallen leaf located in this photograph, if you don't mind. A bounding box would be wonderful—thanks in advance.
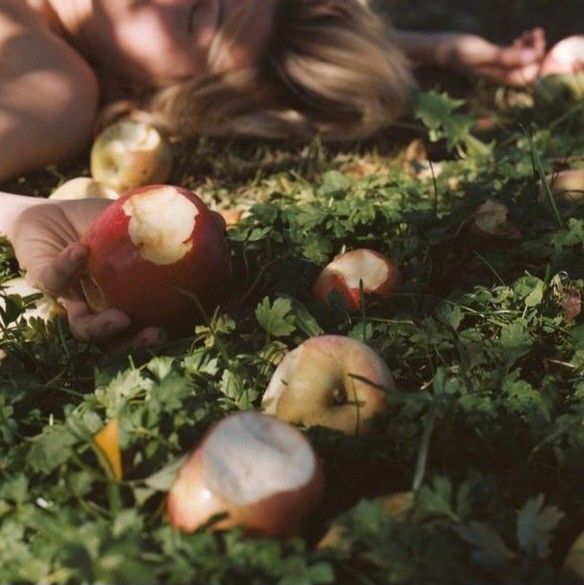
[94,417,123,481]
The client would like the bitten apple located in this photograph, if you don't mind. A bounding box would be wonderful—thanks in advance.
[91,119,173,192]
[262,335,393,435]
[166,412,325,537]
[81,185,230,332]
[313,248,401,311]
[48,177,119,201]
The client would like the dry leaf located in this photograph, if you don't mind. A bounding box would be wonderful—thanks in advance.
[94,417,123,481]
[561,287,582,322]
[471,199,522,240]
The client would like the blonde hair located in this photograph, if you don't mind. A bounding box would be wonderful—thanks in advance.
[143,0,414,142]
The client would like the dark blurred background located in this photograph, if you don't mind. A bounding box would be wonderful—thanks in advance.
[380,0,583,45]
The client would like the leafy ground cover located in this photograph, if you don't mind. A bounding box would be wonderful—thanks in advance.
[1,2,584,584]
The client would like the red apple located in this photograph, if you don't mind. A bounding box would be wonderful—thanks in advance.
[313,248,401,311]
[81,185,230,332]
[166,412,325,537]
[262,335,393,435]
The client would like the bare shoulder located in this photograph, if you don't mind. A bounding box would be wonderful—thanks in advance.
[0,0,98,182]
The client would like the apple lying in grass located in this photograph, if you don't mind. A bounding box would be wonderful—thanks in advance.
[540,169,584,205]
[49,177,119,201]
[81,185,230,332]
[540,35,584,77]
[313,249,401,311]
[91,119,173,192]
[262,335,393,435]
[0,277,64,326]
[167,412,325,537]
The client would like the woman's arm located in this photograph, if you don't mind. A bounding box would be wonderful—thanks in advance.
[394,28,546,86]
[0,192,50,241]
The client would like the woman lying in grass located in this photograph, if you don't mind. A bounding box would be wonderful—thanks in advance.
[0,0,547,344]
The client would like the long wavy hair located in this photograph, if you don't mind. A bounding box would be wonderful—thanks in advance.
[113,0,414,142]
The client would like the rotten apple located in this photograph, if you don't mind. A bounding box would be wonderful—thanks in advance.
[313,248,401,311]
[166,411,325,537]
[81,185,230,332]
[262,335,393,435]
[91,119,173,192]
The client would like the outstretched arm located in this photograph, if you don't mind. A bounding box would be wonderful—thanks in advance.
[394,28,546,86]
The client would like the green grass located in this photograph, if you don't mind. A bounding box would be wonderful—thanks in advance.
[1,5,584,583]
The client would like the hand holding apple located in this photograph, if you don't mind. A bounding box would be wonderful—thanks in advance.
[166,412,325,537]
[81,185,231,333]
[262,335,393,435]
[313,248,401,311]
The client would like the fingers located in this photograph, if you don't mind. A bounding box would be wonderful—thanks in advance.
[60,294,131,342]
[60,292,162,351]
[113,327,163,354]
[27,243,88,297]
[478,62,541,87]
[496,28,546,68]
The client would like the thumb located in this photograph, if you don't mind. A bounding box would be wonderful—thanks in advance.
[26,243,88,297]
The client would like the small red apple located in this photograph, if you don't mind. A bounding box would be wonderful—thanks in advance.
[313,248,401,311]
[166,412,325,537]
[81,185,230,332]
[262,335,393,435]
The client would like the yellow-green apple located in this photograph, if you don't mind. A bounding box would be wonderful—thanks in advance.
[540,169,584,205]
[313,249,401,311]
[48,177,119,201]
[81,185,230,332]
[262,335,393,435]
[166,412,325,537]
[90,119,173,192]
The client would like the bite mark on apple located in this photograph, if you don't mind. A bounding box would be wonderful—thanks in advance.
[201,413,316,505]
[324,249,389,290]
[122,187,198,265]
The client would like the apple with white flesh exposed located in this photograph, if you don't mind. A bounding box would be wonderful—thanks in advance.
[262,335,393,435]
[49,177,119,201]
[91,119,173,192]
[81,185,230,332]
[313,248,401,311]
[540,36,584,76]
[167,412,325,537]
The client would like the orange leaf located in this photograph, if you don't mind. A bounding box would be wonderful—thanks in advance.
[94,417,123,481]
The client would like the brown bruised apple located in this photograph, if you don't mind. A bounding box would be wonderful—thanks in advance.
[81,185,230,332]
[313,248,401,311]
[91,119,173,192]
[166,412,325,537]
[262,335,393,435]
